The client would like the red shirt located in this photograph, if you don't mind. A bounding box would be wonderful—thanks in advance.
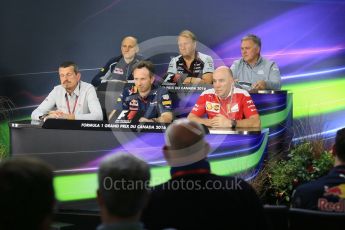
[190,88,258,120]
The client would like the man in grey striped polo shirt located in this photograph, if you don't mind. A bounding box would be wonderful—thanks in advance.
[230,34,281,91]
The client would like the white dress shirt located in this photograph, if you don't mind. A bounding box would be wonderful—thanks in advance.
[31,81,103,120]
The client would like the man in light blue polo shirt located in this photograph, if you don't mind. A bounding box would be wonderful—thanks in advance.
[230,34,281,90]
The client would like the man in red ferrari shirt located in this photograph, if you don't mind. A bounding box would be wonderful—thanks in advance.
[187,66,260,129]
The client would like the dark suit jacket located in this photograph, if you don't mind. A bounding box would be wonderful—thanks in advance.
[141,173,268,230]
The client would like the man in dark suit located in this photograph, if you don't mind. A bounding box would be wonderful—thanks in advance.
[92,36,144,87]
[0,158,55,230]
[141,118,267,229]
[97,153,150,230]
[292,127,345,212]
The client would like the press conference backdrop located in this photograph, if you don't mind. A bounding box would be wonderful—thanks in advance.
[1,0,345,147]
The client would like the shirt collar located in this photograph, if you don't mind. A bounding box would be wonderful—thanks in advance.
[146,85,158,97]
[138,85,157,101]
[216,84,235,101]
[243,56,262,68]
[170,159,210,177]
[65,82,81,97]
[179,51,199,63]
[120,54,141,65]
[329,165,345,175]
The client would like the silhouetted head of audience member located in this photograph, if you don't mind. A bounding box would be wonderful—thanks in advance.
[0,157,55,230]
[333,127,345,166]
[97,153,150,225]
[163,118,210,167]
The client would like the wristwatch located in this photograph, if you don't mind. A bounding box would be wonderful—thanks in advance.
[39,114,48,121]
[231,119,237,129]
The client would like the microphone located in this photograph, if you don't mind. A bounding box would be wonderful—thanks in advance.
[172,73,182,83]
[163,73,181,84]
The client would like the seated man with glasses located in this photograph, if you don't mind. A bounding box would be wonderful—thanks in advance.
[31,61,103,121]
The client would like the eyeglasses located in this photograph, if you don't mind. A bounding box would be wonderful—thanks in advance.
[59,72,75,78]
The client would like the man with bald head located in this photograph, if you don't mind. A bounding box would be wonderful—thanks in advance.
[92,36,144,87]
[141,118,267,229]
[188,66,260,129]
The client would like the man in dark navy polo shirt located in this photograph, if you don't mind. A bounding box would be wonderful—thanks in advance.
[117,60,173,123]
[92,36,144,87]
[292,127,345,212]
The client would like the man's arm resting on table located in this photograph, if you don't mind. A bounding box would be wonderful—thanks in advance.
[43,111,75,121]
[153,112,173,123]
[201,72,213,84]
[265,62,281,90]
[31,89,57,120]
[236,114,261,128]
[204,114,261,128]
[183,73,213,85]
[187,113,212,127]
[138,112,173,123]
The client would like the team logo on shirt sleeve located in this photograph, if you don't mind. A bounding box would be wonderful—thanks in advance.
[162,100,172,106]
[162,94,172,106]
[162,94,170,100]
[272,66,279,71]
[192,104,200,111]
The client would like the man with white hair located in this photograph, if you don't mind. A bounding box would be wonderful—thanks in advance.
[230,34,281,90]
[97,153,150,230]
[141,118,267,229]
[164,30,214,85]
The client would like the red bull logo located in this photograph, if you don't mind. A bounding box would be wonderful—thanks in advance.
[318,184,345,212]
[318,198,344,212]
[324,184,345,199]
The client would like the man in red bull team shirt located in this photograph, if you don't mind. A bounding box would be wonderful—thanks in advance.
[292,127,345,212]
[187,66,260,129]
